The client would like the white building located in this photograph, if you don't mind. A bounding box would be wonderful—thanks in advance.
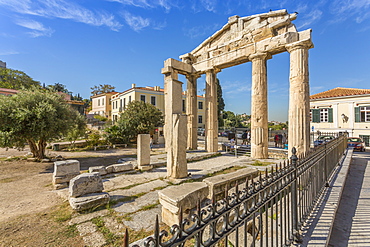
[310,87,370,146]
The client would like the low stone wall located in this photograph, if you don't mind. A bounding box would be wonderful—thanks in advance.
[203,167,259,201]
[159,167,260,226]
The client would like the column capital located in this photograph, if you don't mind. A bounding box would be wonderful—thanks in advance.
[248,52,271,62]
[185,72,201,80]
[206,67,221,74]
[286,39,314,53]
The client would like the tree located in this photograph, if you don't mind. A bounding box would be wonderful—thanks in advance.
[106,100,163,143]
[216,78,225,127]
[90,84,115,95]
[0,87,83,159]
[66,114,86,150]
[0,68,40,90]
[47,83,70,94]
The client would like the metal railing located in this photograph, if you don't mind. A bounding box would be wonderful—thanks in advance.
[125,133,347,246]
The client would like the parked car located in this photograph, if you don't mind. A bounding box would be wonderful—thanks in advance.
[347,137,366,152]
[197,128,205,136]
[314,135,335,147]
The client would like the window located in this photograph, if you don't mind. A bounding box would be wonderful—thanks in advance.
[320,108,329,122]
[311,108,333,123]
[123,98,126,109]
[129,96,131,103]
[356,106,370,122]
[182,99,186,112]
[198,115,203,124]
[140,95,146,102]
[98,99,100,106]
[198,101,203,109]
[102,98,104,105]
[151,96,156,106]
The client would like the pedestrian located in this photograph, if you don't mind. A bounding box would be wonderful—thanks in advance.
[242,131,248,145]
[150,136,153,150]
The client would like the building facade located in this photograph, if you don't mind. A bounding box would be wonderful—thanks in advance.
[0,60,6,68]
[90,92,117,120]
[310,87,370,146]
[107,84,206,128]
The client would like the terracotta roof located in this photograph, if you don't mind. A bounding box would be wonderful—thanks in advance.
[310,87,370,99]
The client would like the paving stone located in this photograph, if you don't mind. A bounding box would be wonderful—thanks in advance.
[122,205,162,231]
[113,191,159,214]
[103,217,125,235]
[69,209,108,225]
[82,231,106,247]
[76,221,97,236]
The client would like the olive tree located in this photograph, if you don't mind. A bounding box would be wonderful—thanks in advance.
[0,88,84,159]
[105,100,163,143]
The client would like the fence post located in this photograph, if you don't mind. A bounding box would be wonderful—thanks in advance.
[290,147,302,243]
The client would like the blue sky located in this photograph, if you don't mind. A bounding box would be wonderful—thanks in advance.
[1,0,370,122]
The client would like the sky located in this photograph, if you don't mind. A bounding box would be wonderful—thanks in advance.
[1,0,370,122]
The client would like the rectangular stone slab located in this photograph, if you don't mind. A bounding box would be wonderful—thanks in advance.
[69,192,110,212]
[203,167,259,200]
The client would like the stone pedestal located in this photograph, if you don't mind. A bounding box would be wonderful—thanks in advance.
[53,160,80,189]
[137,134,150,169]
[186,74,198,150]
[287,40,313,156]
[250,53,269,159]
[205,69,219,153]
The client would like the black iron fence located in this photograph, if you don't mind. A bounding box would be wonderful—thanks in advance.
[125,133,347,247]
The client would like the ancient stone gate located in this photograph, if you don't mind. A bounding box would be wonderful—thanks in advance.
[163,9,313,178]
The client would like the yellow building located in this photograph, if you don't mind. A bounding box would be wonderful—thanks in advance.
[90,92,117,120]
[310,87,370,146]
[108,84,206,128]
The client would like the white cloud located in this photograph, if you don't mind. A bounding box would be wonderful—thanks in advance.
[15,19,54,37]
[297,9,323,29]
[0,0,122,31]
[122,11,150,31]
[0,50,20,56]
[184,23,219,39]
[330,0,370,23]
[108,0,175,11]
[200,0,217,12]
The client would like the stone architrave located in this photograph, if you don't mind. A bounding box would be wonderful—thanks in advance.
[186,74,198,150]
[137,134,150,169]
[286,39,313,156]
[249,53,269,159]
[205,69,219,153]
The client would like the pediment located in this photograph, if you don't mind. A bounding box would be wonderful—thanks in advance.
[180,9,298,66]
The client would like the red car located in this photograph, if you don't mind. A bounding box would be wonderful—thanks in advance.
[347,137,366,152]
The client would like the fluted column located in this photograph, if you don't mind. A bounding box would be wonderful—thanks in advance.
[186,74,199,150]
[249,53,270,159]
[205,69,219,152]
[286,40,313,156]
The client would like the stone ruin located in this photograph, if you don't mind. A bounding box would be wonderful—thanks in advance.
[162,9,313,179]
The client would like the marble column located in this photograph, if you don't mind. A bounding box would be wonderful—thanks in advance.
[249,53,269,159]
[162,66,188,178]
[205,69,219,153]
[286,40,313,157]
[186,73,198,150]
